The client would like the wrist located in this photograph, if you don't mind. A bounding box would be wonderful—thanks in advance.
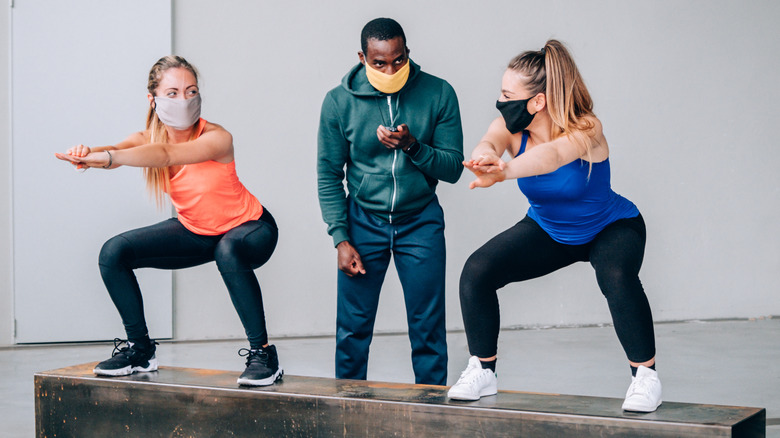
[403,141,421,157]
[103,150,113,169]
[473,141,496,159]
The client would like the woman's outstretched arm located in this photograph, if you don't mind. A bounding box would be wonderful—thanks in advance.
[56,124,233,169]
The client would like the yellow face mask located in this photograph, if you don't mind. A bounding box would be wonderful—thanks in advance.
[364,60,410,94]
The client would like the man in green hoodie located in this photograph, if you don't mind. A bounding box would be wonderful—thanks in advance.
[317,18,463,385]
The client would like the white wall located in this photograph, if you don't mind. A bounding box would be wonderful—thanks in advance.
[1,4,13,345]
[1,1,778,346]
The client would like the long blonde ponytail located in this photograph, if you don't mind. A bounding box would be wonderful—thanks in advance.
[508,40,597,161]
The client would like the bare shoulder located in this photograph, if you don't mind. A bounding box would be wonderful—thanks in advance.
[130,130,149,141]
[202,121,230,135]
[591,116,606,142]
[203,121,226,132]
[487,116,510,134]
[582,115,603,136]
[485,116,518,154]
[116,130,150,149]
[201,121,233,143]
[197,121,234,163]
[583,116,609,160]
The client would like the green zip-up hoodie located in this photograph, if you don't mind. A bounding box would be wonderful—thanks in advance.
[317,60,464,247]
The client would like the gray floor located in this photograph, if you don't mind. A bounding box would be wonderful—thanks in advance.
[2,318,778,437]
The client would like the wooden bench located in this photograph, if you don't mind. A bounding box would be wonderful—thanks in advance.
[35,363,765,437]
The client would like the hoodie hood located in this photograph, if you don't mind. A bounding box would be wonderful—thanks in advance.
[341,59,421,96]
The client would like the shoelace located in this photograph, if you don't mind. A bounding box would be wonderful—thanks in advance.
[456,364,486,385]
[110,337,157,358]
[238,348,269,366]
[110,338,131,357]
[628,375,655,395]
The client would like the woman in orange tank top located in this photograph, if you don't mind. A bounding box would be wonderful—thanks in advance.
[55,56,282,387]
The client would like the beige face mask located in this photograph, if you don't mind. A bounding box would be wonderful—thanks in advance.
[154,94,201,130]
[364,60,410,94]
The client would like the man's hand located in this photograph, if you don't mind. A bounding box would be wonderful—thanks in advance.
[377,124,416,151]
[337,241,366,277]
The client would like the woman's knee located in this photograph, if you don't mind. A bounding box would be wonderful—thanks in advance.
[214,238,243,272]
[459,253,497,298]
[98,235,133,268]
[596,266,643,300]
[218,224,277,271]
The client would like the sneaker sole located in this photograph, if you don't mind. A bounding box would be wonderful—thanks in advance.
[237,368,284,387]
[94,358,159,377]
[447,391,480,401]
[622,400,662,413]
[447,385,498,401]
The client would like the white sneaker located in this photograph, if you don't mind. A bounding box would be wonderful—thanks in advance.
[622,365,662,412]
[447,356,498,401]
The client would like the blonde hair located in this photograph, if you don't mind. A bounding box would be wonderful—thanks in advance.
[144,55,199,206]
[508,40,597,161]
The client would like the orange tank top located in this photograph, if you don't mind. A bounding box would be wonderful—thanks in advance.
[167,119,263,235]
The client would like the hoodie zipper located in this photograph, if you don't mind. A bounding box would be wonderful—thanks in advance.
[387,95,398,224]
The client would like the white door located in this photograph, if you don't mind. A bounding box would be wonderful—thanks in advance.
[12,0,174,343]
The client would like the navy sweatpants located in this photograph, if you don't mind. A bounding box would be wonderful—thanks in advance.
[336,197,448,385]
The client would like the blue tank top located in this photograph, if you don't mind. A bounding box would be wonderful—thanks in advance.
[515,131,639,245]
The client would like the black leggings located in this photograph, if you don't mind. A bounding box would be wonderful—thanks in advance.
[98,210,278,349]
[459,214,655,363]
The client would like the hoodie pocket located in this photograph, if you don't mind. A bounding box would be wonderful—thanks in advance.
[394,170,435,213]
[354,173,394,211]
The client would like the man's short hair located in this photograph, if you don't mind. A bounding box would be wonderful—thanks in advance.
[360,18,406,54]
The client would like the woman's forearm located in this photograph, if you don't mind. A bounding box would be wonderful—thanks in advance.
[112,143,173,168]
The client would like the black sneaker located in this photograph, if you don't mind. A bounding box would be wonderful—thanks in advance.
[93,338,159,376]
[237,345,283,386]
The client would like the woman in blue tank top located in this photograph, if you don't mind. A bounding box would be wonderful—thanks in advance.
[447,40,662,413]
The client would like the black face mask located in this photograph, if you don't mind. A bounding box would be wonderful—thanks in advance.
[496,97,536,134]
